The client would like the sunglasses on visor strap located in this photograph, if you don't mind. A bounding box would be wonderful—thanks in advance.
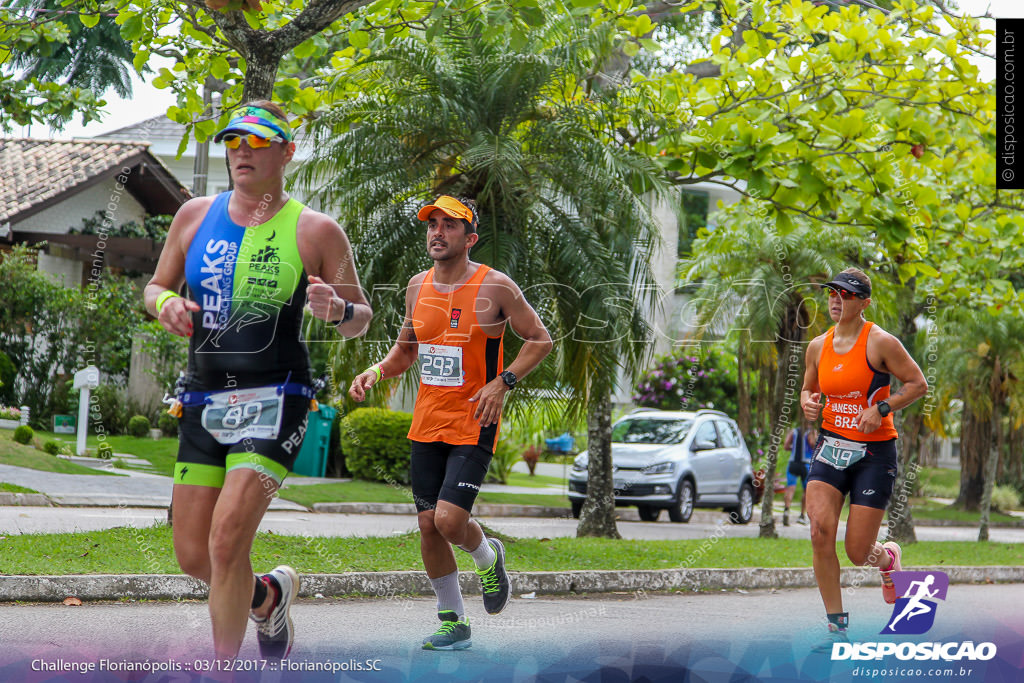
[826,287,865,300]
[221,133,284,149]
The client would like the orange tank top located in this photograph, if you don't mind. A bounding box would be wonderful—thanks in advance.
[407,264,504,451]
[817,321,898,442]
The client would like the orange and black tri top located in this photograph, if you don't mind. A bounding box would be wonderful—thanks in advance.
[407,265,504,451]
[817,321,898,442]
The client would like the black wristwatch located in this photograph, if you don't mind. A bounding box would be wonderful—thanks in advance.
[500,370,517,389]
[332,299,354,325]
[876,400,892,418]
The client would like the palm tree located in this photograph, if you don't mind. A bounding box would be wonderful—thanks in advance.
[933,306,1024,539]
[7,0,142,100]
[681,206,865,537]
[294,11,670,538]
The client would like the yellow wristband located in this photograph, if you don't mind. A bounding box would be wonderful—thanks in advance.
[156,290,181,314]
[367,364,383,382]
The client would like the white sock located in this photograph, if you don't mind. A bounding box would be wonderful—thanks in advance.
[462,536,496,569]
[428,570,464,620]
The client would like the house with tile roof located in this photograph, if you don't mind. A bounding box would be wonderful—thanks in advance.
[0,137,190,285]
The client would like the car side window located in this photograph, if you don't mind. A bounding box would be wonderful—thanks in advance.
[716,421,740,448]
[694,421,719,448]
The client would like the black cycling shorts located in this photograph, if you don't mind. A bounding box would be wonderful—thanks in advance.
[410,441,492,513]
[173,394,311,488]
[807,429,898,510]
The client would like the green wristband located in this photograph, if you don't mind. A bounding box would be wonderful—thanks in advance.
[367,364,383,382]
[156,290,181,314]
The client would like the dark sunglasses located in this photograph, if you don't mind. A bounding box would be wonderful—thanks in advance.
[826,287,866,300]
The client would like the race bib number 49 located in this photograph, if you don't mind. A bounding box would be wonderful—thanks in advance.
[419,344,464,387]
[815,435,868,470]
[201,385,284,444]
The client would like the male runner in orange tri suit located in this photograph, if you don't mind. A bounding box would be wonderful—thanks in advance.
[349,195,552,650]
[801,267,927,653]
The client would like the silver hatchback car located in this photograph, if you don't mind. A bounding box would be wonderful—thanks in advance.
[567,409,755,524]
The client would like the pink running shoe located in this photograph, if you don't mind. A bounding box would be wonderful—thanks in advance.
[880,541,902,604]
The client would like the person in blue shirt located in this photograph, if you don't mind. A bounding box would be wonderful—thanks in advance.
[783,422,817,526]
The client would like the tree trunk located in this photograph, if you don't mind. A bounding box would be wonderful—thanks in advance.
[979,361,1003,541]
[955,403,989,511]
[886,408,918,544]
[736,335,751,435]
[1007,422,1024,489]
[758,303,805,538]
[577,390,621,538]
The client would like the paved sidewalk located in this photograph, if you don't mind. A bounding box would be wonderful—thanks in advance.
[0,463,306,510]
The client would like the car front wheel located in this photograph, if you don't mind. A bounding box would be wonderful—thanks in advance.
[669,479,694,523]
[728,482,754,524]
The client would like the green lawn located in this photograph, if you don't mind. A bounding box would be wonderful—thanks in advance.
[278,480,571,509]
[1,526,1021,575]
[0,482,39,494]
[0,430,118,476]
[33,431,178,477]
[910,499,1020,525]
[505,471,568,488]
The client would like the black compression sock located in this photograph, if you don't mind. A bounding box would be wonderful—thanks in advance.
[251,575,268,609]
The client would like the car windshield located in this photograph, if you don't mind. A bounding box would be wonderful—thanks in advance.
[612,419,692,444]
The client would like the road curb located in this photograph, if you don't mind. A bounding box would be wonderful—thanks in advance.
[2,566,1022,603]
[312,502,575,518]
[0,493,50,506]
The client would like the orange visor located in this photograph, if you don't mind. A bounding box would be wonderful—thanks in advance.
[417,195,473,222]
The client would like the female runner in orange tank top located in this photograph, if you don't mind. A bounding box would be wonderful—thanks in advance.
[801,267,927,653]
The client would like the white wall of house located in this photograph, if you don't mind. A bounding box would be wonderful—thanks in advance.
[13,178,147,235]
[13,178,148,288]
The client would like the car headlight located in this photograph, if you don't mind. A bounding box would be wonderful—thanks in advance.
[642,461,675,475]
[572,453,588,472]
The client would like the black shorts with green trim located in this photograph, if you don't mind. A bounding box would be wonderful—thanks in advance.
[173,394,311,488]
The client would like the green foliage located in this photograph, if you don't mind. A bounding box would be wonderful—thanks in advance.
[300,9,668,429]
[634,345,740,415]
[0,4,105,131]
[992,485,1021,512]
[71,211,173,241]
[0,352,16,405]
[339,408,413,484]
[12,425,34,445]
[485,439,519,485]
[96,442,114,459]
[127,415,151,438]
[137,320,189,395]
[89,383,130,436]
[157,412,179,438]
[7,0,143,99]
[0,246,145,423]
[42,439,61,455]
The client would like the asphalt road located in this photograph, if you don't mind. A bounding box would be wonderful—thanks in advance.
[1,586,1022,682]
[3,505,1024,543]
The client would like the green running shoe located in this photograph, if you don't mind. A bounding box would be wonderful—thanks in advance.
[422,611,471,651]
[476,538,511,614]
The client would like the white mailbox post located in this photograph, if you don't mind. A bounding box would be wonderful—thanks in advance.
[72,366,100,456]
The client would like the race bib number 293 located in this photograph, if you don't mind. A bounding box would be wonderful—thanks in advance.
[419,344,464,387]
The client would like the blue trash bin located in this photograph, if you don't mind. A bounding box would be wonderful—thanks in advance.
[544,432,575,454]
[292,405,336,477]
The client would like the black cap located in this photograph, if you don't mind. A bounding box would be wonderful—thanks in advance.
[824,272,870,298]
